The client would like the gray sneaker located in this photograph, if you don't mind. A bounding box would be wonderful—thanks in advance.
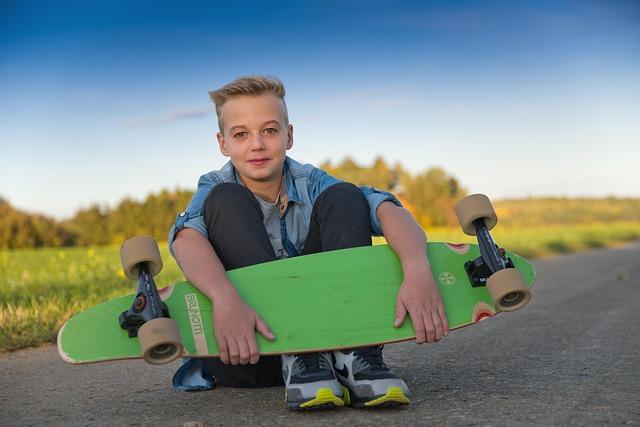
[281,352,344,410]
[333,346,410,407]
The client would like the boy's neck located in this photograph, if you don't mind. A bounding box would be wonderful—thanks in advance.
[243,175,284,204]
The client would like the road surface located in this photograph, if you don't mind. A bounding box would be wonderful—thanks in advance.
[1,243,639,426]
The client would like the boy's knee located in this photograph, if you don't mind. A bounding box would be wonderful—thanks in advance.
[203,183,257,219]
[317,182,367,210]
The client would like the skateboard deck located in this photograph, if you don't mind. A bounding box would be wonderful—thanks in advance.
[57,242,535,364]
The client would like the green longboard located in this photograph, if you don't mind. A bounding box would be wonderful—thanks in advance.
[57,243,535,364]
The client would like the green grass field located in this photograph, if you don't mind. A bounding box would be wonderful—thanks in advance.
[2,221,640,352]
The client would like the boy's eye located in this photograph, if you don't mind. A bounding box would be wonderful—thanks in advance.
[264,128,278,134]
[234,131,248,138]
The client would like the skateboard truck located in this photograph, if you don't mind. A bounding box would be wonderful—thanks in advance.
[464,218,515,287]
[119,262,170,338]
[455,194,532,312]
[116,236,183,364]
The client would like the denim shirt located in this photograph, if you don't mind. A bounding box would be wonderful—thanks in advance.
[168,156,402,256]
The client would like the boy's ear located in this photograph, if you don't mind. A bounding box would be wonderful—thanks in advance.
[217,132,230,157]
[286,123,294,150]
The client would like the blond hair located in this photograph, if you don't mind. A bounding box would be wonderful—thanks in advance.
[209,75,288,133]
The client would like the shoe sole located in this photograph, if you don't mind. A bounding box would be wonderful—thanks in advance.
[286,387,345,410]
[343,386,410,408]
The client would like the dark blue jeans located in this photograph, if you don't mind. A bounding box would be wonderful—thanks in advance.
[200,182,371,387]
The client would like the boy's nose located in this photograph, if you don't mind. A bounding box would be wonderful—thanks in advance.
[250,134,266,150]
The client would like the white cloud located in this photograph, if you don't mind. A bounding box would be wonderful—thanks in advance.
[122,106,213,128]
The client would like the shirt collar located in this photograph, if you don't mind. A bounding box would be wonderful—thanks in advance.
[224,157,303,206]
[283,157,302,205]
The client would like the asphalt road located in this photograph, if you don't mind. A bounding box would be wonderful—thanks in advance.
[1,243,639,426]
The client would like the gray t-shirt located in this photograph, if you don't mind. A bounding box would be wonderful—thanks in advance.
[255,195,286,259]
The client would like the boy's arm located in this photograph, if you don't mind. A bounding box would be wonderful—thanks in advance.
[172,228,275,365]
[377,201,449,344]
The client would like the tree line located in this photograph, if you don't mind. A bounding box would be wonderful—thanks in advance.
[6,156,637,250]
[0,157,464,249]
[0,190,192,249]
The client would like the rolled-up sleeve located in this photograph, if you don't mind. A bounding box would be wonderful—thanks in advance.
[167,174,218,256]
[359,186,403,236]
[308,168,342,202]
[167,213,207,257]
[309,167,403,237]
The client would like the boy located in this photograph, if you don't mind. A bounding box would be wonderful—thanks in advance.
[169,76,448,409]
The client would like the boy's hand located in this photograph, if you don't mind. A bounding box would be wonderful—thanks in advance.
[213,288,275,365]
[394,270,449,344]
[375,202,449,343]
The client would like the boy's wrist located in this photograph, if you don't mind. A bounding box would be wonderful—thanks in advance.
[206,281,239,303]
[401,258,432,280]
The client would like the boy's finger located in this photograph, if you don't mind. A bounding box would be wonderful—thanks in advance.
[394,301,407,328]
[247,337,260,365]
[256,316,275,341]
[227,339,241,365]
[431,311,444,341]
[218,336,230,364]
[439,304,449,335]
[238,338,251,365]
[424,315,436,343]
[410,309,426,343]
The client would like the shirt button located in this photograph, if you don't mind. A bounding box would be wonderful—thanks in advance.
[179,212,186,217]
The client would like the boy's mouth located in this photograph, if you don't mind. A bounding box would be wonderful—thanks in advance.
[248,158,269,166]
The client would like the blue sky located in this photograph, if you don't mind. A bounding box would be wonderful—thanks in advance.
[1,0,639,218]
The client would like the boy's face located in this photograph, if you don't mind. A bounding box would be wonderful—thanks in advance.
[217,94,293,188]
